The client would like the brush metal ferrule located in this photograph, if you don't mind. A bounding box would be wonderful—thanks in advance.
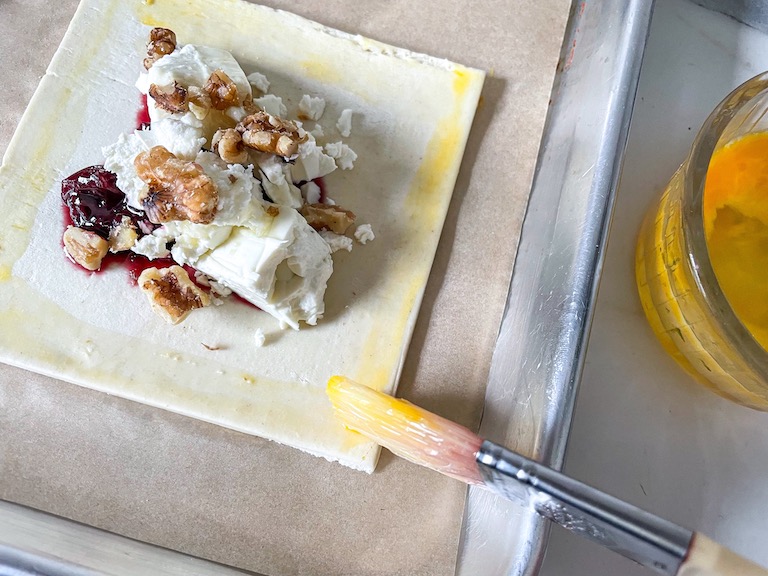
[476,440,692,575]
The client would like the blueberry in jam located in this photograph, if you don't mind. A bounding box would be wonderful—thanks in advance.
[61,165,152,238]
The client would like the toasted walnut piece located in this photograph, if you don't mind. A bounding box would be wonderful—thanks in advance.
[187,86,212,120]
[143,27,177,70]
[242,130,273,150]
[108,216,138,253]
[237,111,307,157]
[241,96,259,115]
[212,128,249,164]
[63,226,109,271]
[134,146,219,224]
[149,82,188,114]
[188,86,212,108]
[300,203,356,234]
[138,266,211,325]
[204,70,240,110]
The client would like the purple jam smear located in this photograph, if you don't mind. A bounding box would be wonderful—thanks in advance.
[136,94,151,130]
[61,165,153,239]
[314,176,327,204]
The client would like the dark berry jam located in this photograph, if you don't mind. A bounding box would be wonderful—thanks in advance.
[61,165,152,239]
[295,176,327,204]
[124,254,202,288]
[61,202,74,229]
[314,176,327,204]
[136,93,151,130]
[98,251,139,274]
[123,253,177,284]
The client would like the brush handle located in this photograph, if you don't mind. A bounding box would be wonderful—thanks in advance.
[679,534,768,576]
[476,441,768,575]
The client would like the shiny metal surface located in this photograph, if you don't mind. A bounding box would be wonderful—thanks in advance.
[455,1,654,574]
[0,500,255,576]
[693,0,768,33]
[477,441,693,576]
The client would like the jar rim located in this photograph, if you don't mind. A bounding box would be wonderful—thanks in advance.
[682,71,768,380]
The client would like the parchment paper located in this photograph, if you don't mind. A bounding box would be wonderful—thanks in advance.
[0,1,570,575]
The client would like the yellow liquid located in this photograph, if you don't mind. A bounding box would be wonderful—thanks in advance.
[635,134,768,409]
[703,132,768,349]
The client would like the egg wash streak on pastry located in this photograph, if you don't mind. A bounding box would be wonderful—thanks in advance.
[0,0,484,471]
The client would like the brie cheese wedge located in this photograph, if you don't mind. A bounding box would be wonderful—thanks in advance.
[165,206,333,330]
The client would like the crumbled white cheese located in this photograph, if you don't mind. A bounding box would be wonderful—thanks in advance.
[354,224,375,245]
[336,109,353,137]
[291,133,337,183]
[246,72,270,94]
[209,279,233,298]
[131,233,171,259]
[310,123,324,139]
[225,106,249,123]
[324,141,357,170]
[320,230,353,253]
[210,296,225,307]
[150,115,207,160]
[103,133,149,210]
[194,152,263,225]
[300,181,322,205]
[194,270,211,287]
[256,154,302,208]
[298,95,326,121]
[254,328,266,347]
[253,94,287,117]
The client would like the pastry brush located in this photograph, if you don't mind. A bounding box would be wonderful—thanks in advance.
[327,376,768,576]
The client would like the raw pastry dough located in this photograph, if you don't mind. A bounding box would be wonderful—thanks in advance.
[0,0,484,471]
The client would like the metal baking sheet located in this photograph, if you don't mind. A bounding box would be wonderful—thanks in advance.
[458,0,653,576]
[456,1,654,574]
[0,0,654,574]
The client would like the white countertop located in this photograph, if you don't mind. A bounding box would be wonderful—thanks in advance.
[540,1,768,574]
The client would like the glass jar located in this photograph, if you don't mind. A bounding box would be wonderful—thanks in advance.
[635,72,768,410]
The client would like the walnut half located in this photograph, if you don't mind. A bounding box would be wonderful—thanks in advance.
[149,82,189,114]
[143,27,177,70]
[138,266,210,324]
[63,226,109,271]
[108,216,138,253]
[204,70,240,110]
[299,203,356,235]
[212,128,249,164]
[237,112,307,157]
[134,146,219,224]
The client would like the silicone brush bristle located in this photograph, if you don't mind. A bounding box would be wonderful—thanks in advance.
[327,376,484,484]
